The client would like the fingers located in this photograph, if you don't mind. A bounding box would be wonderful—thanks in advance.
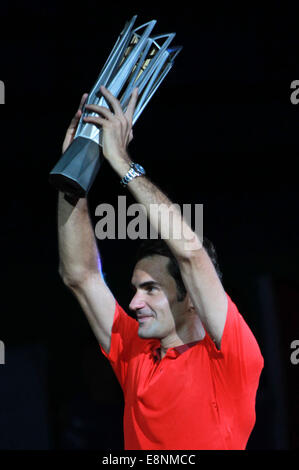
[84,103,114,120]
[100,85,123,116]
[62,93,89,153]
[68,93,88,130]
[83,87,138,138]
[83,114,106,127]
[84,87,138,123]
[83,103,114,128]
[125,87,139,123]
[79,92,88,111]
[98,85,138,122]
[128,129,134,144]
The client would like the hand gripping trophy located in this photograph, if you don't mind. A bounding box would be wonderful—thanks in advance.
[49,15,182,197]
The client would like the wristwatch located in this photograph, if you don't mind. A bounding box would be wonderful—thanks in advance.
[120,162,146,187]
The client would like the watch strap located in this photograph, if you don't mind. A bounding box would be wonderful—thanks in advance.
[120,163,145,187]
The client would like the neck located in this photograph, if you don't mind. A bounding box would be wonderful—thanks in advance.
[159,316,205,359]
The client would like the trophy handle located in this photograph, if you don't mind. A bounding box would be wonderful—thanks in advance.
[49,137,103,197]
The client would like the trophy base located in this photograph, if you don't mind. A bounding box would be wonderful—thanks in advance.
[49,137,103,198]
[49,174,87,198]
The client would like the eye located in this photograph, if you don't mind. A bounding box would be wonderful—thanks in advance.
[146,285,157,294]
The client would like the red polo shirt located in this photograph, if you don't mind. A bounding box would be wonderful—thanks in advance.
[100,293,264,450]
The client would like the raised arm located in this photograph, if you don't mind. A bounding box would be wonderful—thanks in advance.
[57,94,115,354]
[84,87,227,349]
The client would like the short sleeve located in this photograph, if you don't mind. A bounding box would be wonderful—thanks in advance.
[207,293,264,393]
[99,301,139,389]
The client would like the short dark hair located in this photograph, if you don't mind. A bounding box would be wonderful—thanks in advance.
[134,237,223,301]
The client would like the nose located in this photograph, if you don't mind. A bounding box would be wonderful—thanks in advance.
[129,291,146,312]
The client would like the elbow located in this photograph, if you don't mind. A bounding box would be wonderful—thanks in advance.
[176,238,204,264]
[58,264,88,289]
[59,265,75,288]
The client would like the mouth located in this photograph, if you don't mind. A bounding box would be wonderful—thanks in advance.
[137,315,154,324]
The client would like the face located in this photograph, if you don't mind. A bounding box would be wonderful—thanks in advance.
[129,255,188,340]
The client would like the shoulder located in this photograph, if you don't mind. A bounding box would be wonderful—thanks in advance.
[203,293,264,369]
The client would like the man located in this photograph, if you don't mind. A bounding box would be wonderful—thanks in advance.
[57,87,264,450]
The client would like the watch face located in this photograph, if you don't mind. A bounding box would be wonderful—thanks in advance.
[134,163,145,175]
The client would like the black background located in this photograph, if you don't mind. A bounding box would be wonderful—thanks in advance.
[0,0,298,452]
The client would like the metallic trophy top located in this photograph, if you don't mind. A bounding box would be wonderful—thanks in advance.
[75,15,182,146]
[49,16,182,197]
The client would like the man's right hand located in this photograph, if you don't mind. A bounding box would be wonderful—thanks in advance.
[62,93,88,154]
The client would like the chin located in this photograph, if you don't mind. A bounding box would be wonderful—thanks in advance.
[137,328,153,339]
[137,325,162,340]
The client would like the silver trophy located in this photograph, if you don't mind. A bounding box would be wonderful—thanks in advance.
[49,15,182,197]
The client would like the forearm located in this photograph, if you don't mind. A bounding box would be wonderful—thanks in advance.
[82,86,202,259]
[57,192,101,284]
[111,156,202,259]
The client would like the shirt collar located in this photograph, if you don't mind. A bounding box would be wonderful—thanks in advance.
[152,340,202,361]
